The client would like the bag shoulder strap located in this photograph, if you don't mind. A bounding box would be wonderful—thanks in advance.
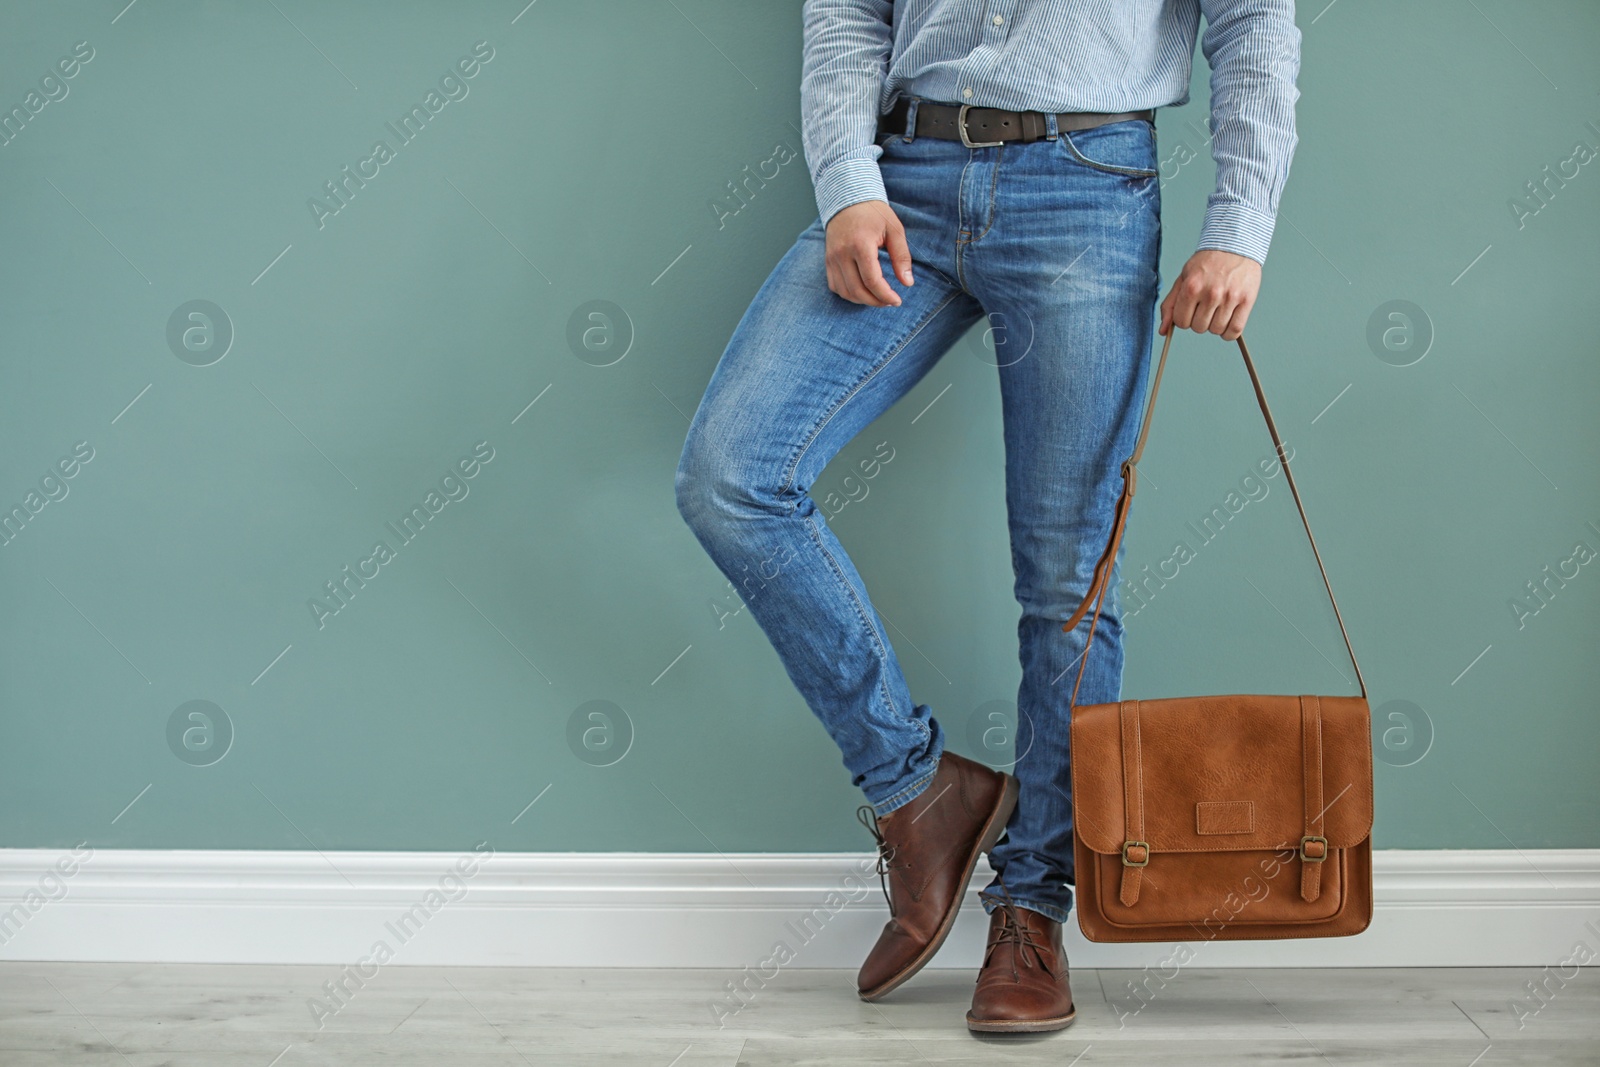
[1065,332,1368,705]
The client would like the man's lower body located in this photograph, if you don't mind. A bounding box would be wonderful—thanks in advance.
[675,103,1162,1024]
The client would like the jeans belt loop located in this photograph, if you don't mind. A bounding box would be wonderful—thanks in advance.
[903,97,919,143]
[1044,111,1060,141]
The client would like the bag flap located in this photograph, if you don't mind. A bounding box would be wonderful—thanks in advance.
[1070,694,1372,856]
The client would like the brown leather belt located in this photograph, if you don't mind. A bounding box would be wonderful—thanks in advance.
[879,97,1154,147]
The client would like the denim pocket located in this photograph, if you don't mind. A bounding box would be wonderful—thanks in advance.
[1056,120,1159,178]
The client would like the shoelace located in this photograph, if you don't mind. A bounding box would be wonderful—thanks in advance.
[977,880,1055,982]
[856,805,910,917]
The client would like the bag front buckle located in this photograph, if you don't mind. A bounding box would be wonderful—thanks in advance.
[1121,840,1150,867]
[958,103,1005,148]
[1299,835,1328,862]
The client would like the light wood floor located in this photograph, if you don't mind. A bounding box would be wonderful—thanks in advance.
[1,962,1595,1065]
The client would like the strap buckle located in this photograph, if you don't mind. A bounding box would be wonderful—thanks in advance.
[1121,840,1150,867]
[957,103,1005,148]
[1299,835,1328,862]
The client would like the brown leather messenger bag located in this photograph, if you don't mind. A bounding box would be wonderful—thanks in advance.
[1062,331,1374,942]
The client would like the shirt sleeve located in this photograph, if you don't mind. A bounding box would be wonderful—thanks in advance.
[1195,0,1302,264]
[800,0,895,227]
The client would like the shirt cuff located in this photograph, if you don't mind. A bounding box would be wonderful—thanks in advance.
[813,155,888,228]
[1196,200,1280,265]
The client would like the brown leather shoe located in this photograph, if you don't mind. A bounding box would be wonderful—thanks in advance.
[856,751,1019,1001]
[967,898,1076,1032]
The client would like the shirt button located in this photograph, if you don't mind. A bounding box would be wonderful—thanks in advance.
[963,87,974,98]
[992,14,1003,25]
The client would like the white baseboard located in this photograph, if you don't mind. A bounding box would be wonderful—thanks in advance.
[1,848,1596,968]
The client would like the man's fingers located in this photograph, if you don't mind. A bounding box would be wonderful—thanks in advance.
[1158,290,1177,336]
[1160,249,1264,340]
[838,251,879,305]
[854,241,901,306]
[826,246,870,305]
[1166,288,1250,338]
[1205,297,1236,337]
[1167,289,1196,333]
[884,223,914,288]
[822,201,915,307]
[827,242,891,306]
[1219,301,1251,342]
[1187,290,1224,336]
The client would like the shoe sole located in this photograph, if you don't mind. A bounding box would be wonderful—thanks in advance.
[857,770,1021,1002]
[965,1008,1077,1033]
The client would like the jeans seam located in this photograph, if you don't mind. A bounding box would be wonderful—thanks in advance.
[778,288,964,500]
[803,510,905,726]
[874,761,939,816]
[981,894,1071,924]
[958,144,1004,246]
[979,144,1003,239]
[956,150,975,240]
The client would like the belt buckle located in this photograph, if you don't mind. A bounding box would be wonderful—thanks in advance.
[957,103,1004,148]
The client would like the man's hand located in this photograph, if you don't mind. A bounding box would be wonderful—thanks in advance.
[825,200,914,307]
[1158,249,1262,341]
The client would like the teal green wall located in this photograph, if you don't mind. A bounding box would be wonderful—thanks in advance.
[1,2,1595,854]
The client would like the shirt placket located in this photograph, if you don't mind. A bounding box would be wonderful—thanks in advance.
[956,0,1018,105]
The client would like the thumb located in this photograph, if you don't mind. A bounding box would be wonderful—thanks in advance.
[883,218,914,287]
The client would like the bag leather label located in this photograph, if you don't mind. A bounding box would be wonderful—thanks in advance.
[1195,800,1254,835]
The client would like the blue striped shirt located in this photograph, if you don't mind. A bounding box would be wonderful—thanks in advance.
[800,0,1301,264]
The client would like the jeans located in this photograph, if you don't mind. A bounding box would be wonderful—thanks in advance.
[675,101,1162,924]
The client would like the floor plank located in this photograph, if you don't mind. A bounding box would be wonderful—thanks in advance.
[0,963,1592,1065]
